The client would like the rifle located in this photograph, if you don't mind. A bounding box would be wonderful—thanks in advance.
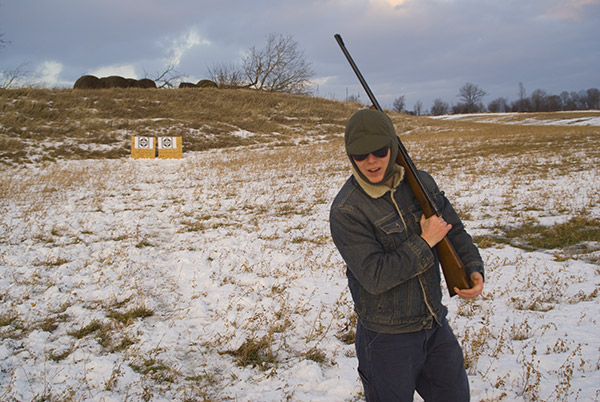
[334,33,471,297]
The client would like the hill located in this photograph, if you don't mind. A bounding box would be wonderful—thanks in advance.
[1,87,599,167]
[0,88,361,165]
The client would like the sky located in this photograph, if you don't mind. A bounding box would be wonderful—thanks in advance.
[1,0,599,111]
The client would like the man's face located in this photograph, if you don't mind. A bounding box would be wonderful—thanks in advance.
[353,147,391,184]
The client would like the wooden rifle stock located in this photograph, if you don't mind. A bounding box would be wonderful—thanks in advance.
[334,33,471,296]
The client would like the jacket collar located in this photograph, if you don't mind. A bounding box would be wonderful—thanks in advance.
[352,164,405,199]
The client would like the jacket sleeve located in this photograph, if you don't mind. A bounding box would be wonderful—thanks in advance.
[330,202,435,295]
[420,171,485,280]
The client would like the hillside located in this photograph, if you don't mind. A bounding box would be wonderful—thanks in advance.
[2,87,599,167]
[1,88,600,401]
[0,88,362,165]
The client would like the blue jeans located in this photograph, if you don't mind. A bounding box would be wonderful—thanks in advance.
[355,318,470,402]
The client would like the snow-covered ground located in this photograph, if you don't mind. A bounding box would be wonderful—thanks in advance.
[430,110,600,127]
[1,126,599,401]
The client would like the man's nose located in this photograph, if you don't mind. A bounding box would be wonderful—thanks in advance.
[366,153,378,162]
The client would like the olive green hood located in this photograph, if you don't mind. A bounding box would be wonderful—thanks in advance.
[344,109,399,185]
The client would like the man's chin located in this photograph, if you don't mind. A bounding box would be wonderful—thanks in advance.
[367,176,384,184]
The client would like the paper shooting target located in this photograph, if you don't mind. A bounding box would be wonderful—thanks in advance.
[134,136,154,149]
[158,137,177,149]
[157,136,182,159]
[131,136,156,159]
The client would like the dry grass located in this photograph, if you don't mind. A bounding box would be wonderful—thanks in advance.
[0,88,359,165]
[1,88,599,401]
[404,117,600,175]
[2,88,599,261]
[2,87,598,170]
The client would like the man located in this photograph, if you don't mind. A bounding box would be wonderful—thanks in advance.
[329,109,484,401]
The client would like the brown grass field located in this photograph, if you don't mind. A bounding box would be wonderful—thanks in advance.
[1,88,599,401]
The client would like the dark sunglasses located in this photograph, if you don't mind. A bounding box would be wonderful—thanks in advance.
[351,146,389,162]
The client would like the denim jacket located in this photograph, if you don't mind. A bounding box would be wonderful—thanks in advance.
[330,167,484,333]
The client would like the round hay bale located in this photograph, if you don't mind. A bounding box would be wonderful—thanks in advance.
[197,79,218,88]
[179,82,197,88]
[137,78,157,88]
[73,75,101,89]
[101,76,129,88]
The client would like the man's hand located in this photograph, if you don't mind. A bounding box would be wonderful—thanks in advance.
[455,272,484,300]
[420,214,452,248]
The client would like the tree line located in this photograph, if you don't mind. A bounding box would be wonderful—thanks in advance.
[394,82,600,116]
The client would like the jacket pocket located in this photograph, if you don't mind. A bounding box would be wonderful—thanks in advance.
[360,280,426,325]
[376,212,406,234]
[375,212,407,251]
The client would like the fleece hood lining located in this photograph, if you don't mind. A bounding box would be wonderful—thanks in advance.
[352,164,406,199]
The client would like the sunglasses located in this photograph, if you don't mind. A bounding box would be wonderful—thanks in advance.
[351,146,389,162]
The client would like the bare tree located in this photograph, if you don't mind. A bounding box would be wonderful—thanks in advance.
[458,82,487,113]
[586,88,600,109]
[413,100,424,116]
[1,62,30,89]
[146,61,187,88]
[488,97,509,113]
[242,33,314,94]
[570,91,586,110]
[392,95,406,113]
[0,31,28,88]
[430,98,449,116]
[546,95,562,112]
[510,97,531,113]
[518,82,527,112]
[530,88,547,112]
[207,63,244,88]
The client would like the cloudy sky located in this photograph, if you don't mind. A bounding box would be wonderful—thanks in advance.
[1,0,598,111]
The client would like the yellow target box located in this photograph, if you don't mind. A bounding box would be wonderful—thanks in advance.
[157,137,183,159]
[131,136,156,159]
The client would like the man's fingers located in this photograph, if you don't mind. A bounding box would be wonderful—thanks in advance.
[454,283,483,300]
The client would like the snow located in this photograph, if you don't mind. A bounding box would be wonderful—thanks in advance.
[1,131,599,401]
[231,129,257,138]
[429,110,600,127]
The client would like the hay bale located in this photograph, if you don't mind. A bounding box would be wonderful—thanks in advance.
[73,75,101,89]
[179,82,197,88]
[197,79,218,88]
[100,76,130,88]
[137,78,157,88]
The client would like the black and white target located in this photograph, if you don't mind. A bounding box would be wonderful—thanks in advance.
[159,137,177,149]
[135,136,153,149]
